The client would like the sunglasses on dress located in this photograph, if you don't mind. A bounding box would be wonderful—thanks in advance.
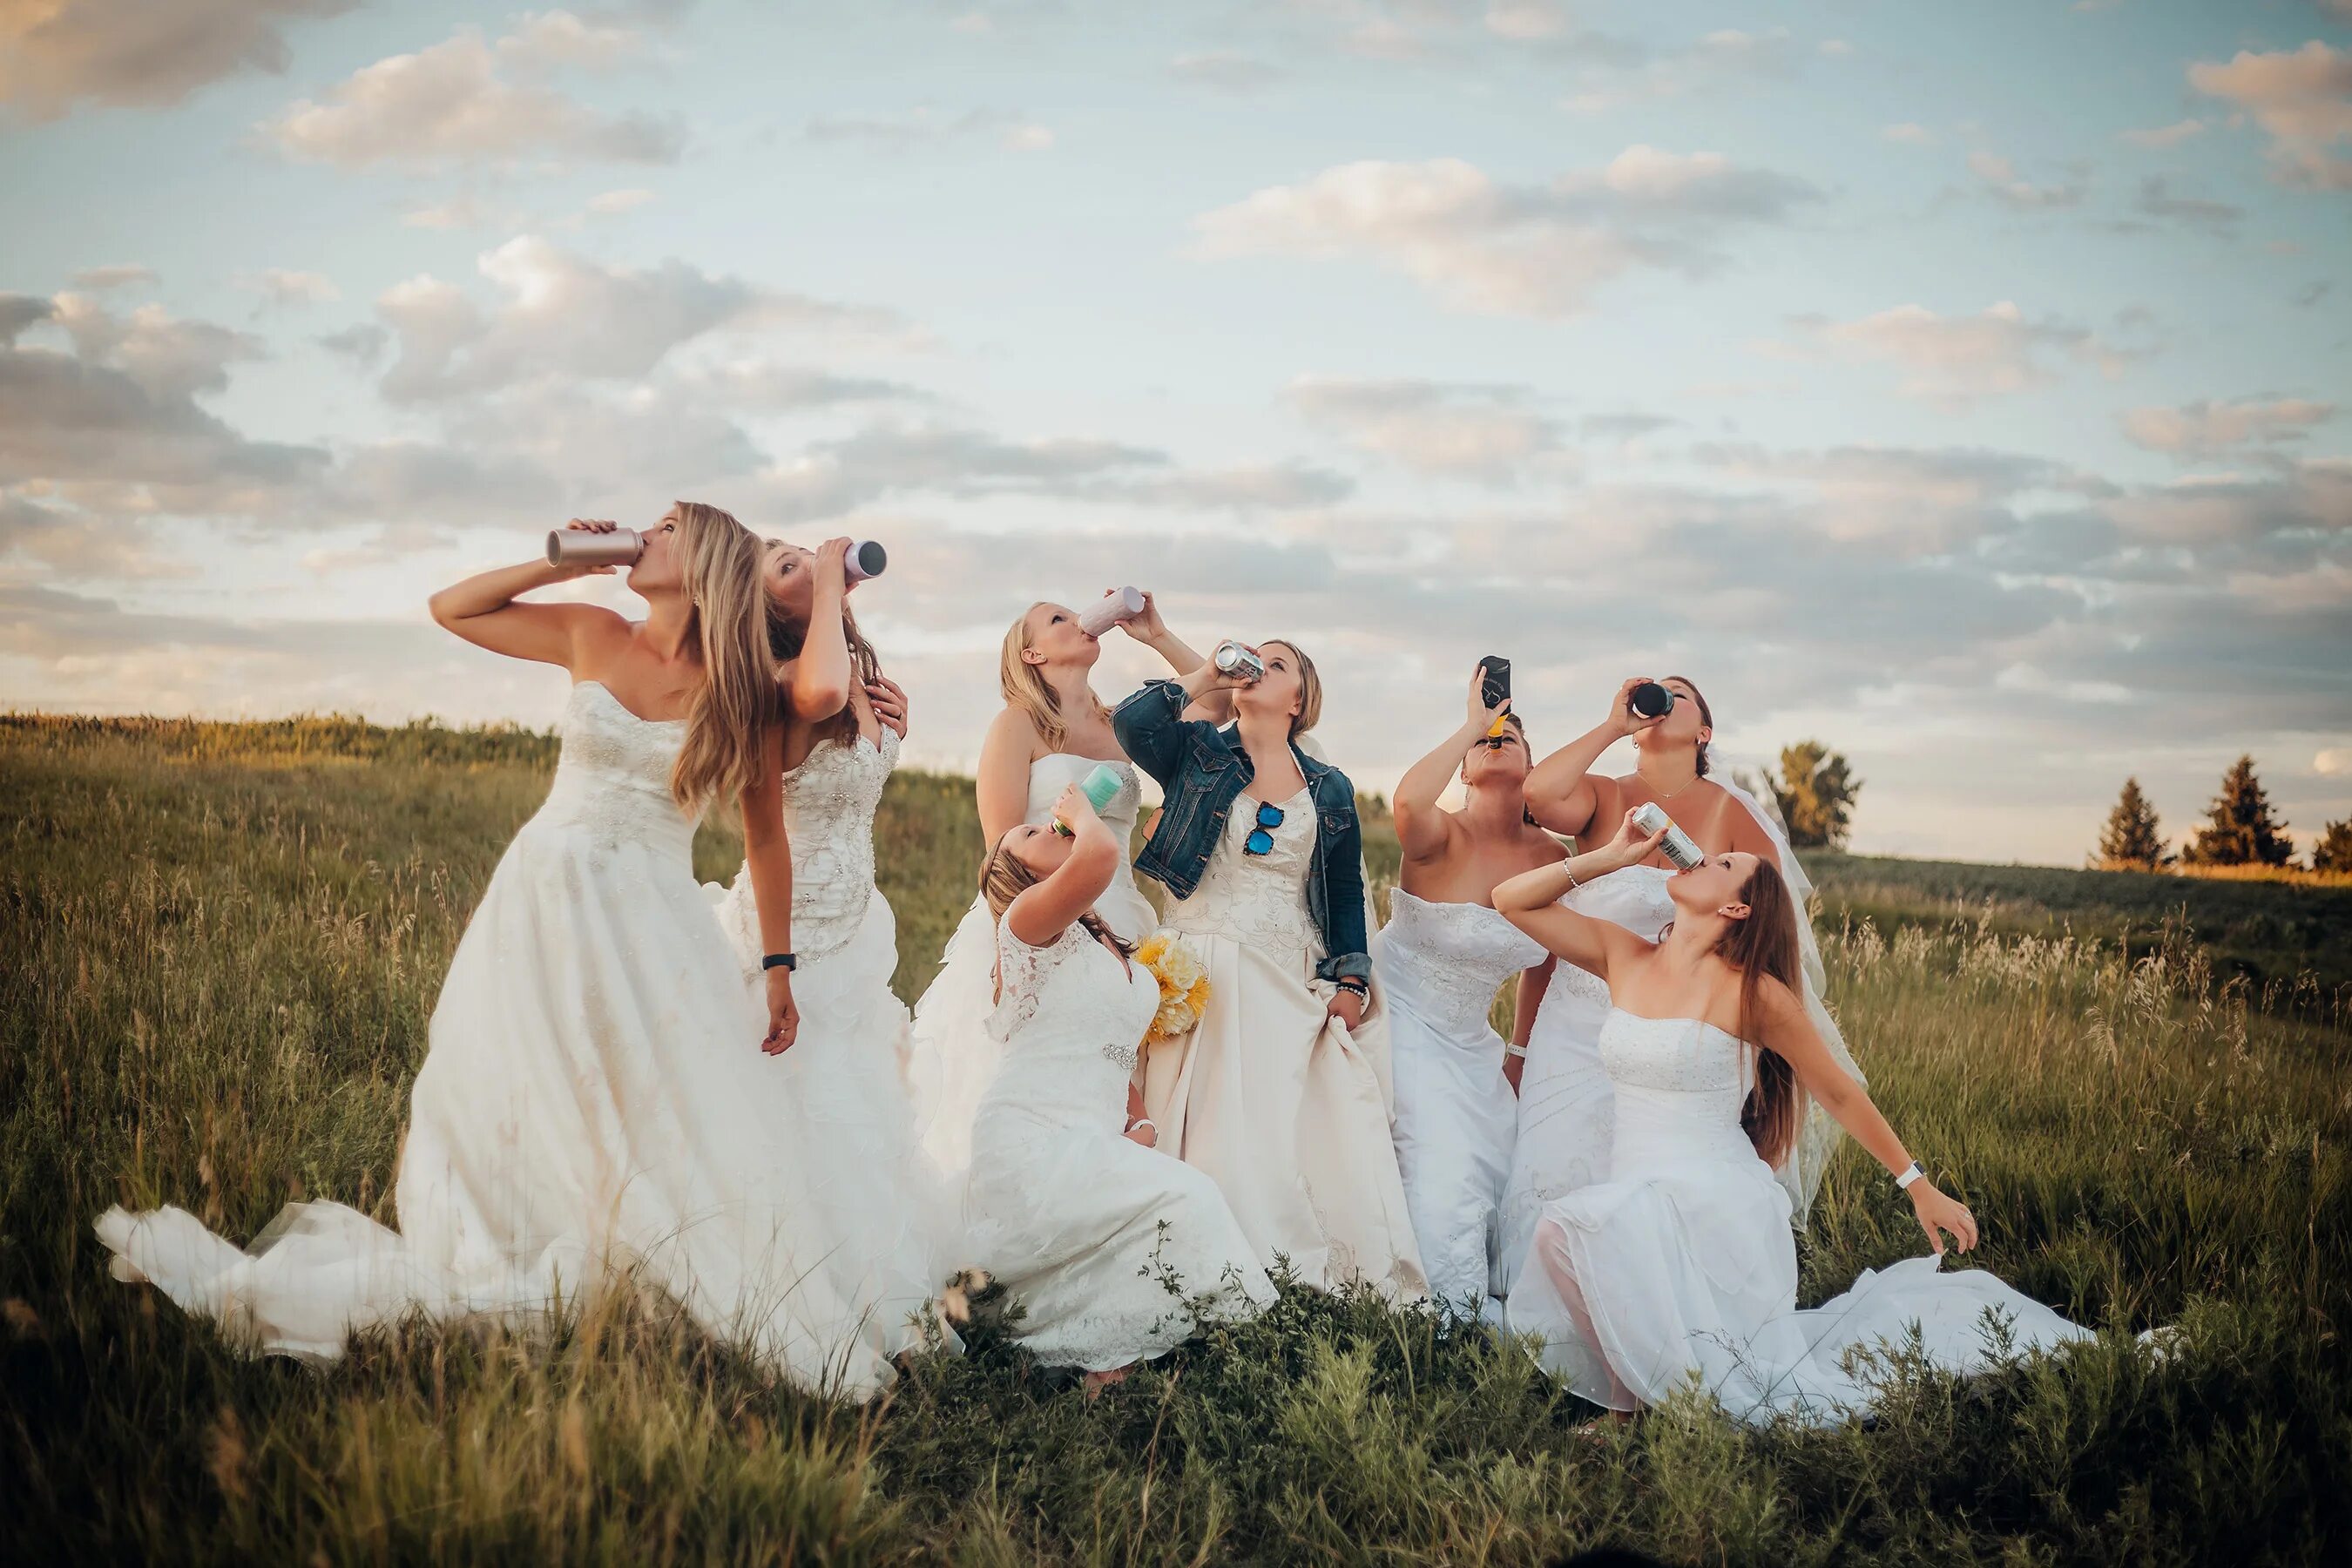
[1243,800,1285,856]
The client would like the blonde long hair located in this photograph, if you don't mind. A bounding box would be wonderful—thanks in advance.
[667,501,778,814]
[1000,603,1105,752]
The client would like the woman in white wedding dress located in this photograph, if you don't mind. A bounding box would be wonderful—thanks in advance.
[963,780,1274,1390]
[906,592,1222,1174]
[1494,819,2099,1428]
[1494,675,1862,1299]
[1378,672,1561,1316]
[702,535,960,1374]
[1115,642,1425,1300]
[96,509,924,1396]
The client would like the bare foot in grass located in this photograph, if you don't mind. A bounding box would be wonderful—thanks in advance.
[1083,1365,1132,1399]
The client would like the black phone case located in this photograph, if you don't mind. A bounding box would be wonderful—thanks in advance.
[1478,656,1511,708]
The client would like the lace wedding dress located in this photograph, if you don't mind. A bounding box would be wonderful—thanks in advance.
[1506,1008,2099,1427]
[1375,889,1547,1316]
[906,754,1152,1173]
[1145,787,1427,1299]
[98,682,934,1396]
[964,920,1274,1369]
[705,726,961,1375]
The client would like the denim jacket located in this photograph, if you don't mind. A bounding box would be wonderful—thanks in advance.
[1111,679,1371,983]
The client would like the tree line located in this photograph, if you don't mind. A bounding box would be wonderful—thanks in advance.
[2098,756,2352,875]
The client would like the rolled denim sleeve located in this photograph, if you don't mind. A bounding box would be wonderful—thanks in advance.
[1111,679,1192,790]
[1315,801,1372,983]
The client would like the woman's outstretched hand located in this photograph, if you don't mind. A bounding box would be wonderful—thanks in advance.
[1909,1180,1979,1256]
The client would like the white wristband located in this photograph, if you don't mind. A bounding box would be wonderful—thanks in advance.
[1128,1118,1157,1134]
[1895,1160,1926,1190]
[1504,1044,1528,1058]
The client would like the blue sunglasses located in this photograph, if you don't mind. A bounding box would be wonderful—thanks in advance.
[1243,801,1285,856]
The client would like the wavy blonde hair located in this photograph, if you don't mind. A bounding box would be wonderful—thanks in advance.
[667,501,777,814]
[999,603,1105,753]
[978,835,1132,963]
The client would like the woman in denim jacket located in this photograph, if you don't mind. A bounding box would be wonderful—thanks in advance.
[1112,642,1427,1300]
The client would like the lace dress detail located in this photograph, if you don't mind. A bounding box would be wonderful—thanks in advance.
[1141,786,1428,1301]
[1160,787,1320,960]
[1379,891,1545,1030]
[1507,1010,2103,1427]
[964,916,1273,1370]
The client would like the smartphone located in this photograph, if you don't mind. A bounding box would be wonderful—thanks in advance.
[1477,655,1511,709]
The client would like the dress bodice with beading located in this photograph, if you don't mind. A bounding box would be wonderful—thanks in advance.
[981,921,1159,1133]
[1377,889,1546,1033]
[1162,786,1319,962]
[1541,869,1678,1011]
[779,729,899,962]
[1598,1009,1761,1178]
[532,682,692,862]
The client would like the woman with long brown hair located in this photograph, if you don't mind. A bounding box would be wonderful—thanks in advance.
[1490,820,2096,1427]
[1494,674,1864,1301]
[98,507,927,1396]
[906,591,1221,1174]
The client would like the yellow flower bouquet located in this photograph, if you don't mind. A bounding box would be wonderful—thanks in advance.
[1135,930,1211,1045]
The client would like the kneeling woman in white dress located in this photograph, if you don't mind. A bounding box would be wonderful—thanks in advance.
[963,781,1274,1391]
[1494,816,2099,1428]
[1114,642,1426,1300]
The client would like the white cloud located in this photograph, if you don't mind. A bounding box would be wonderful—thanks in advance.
[2122,118,2206,149]
[803,106,1053,153]
[1287,375,1570,483]
[2189,41,2352,191]
[1562,28,1803,117]
[0,0,347,121]
[2121,398,2335,457]
[71,264,160,291]
[1789,301,2131,408]
[1967,150,2088,210]
[1168,52,1285,91]
[373,236,893,402]
[266,20,684,170]
[1484,3,1573,41]
[585,187,658,216]
[247,268,341,308]
[2317,747,2352,777]
[1193,149,1819,318]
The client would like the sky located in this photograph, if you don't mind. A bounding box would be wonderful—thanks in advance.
[3,0,2349,866]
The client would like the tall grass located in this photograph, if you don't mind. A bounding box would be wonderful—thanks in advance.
[3,718,2348,1563]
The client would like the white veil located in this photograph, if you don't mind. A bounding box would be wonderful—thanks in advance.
[1709,748,1863,1226]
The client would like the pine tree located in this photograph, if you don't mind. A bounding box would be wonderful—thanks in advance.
[1771,741,1862,850]
[2313,819,2352,875]
[2180,755,2295,868]
[2094,777,2171,869]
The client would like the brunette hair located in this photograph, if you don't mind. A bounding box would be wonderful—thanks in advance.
[764,555,882,746]
[1715,857,1805,1166]
[1664,673,1713,778]
[977,835,1134,977]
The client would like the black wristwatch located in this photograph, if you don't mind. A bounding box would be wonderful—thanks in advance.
[761,952,798,973]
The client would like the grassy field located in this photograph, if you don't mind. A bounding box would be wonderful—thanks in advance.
[3,714,2348,1565]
